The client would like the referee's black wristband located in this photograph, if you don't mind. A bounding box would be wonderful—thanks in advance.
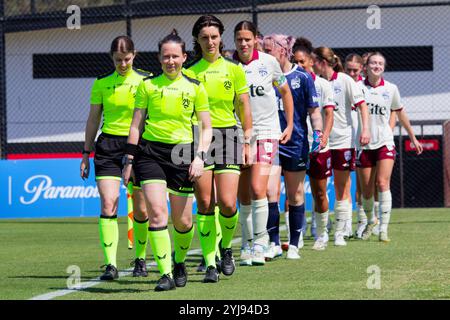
[124,143,138,156]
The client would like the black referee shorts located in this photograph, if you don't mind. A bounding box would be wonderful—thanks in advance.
[134,139,194,196]
[94,132,141,187]
[192,125,242,174]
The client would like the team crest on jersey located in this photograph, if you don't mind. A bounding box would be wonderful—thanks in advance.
[344,150,352,161]
[334,84,342,95]
[182,97,190,108]
[223,80,232,90]
[258,66,268,77]
[382,91,390,102]
[291,77,301,89]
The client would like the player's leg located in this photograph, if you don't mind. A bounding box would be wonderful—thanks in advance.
[97,179,121,280]
[310,177,330,250]
[131,186,149,277]
[215,170,240,275]
[333,169,351,246]
[142,181,175,291]
[248,161,272,265]
[238,167,253,266]
[169,191,194,287]
[284,169,306,259]
[265,164,283,260]
[194,169,216,273]
[358,150,378,240]
[355,167,367,239]
[376,156,395,242]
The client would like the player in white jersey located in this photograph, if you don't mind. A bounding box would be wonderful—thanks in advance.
[312,46,370,247]
[358,52,423,242]
[293,38,335,251]
[233,21,294,266]
[344,53,372,239]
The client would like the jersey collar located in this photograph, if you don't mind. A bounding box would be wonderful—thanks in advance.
[364,77,385,88]
[284,63,298,76]
[330,71,338,81]
[232,49,259,65]
[310,72,316,81]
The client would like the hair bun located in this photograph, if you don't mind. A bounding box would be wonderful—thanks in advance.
[171,29,178,36]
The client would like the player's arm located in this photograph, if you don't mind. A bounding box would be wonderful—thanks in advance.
[396,108,423,155]
[389,109,398,130]
[122,107,146,186]
[236,92,253,166]
[80,104,102,180]
[190,83,212,181]
[277,82,294,144]
[357,101,370,146]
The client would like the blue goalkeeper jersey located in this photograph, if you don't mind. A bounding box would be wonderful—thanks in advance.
[276,64,319,158]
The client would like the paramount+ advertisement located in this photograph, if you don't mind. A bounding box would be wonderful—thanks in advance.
[0,159,344,219]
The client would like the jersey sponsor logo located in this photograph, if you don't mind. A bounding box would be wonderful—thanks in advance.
[368,103,387,115]
[225,164,240,170]
[249,84,265,97]
[223,80,232,90]
[291,77,301,89]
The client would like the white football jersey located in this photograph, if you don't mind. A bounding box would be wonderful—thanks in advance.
[236,51,286,140]
[361,78,402,150]
[328,72,365,149]
[308,72,336,152]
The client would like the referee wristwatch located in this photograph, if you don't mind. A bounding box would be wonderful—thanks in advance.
[122,155,134,166]
[196,151,208,162]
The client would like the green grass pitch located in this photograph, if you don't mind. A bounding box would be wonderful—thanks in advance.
[0,208,449,300]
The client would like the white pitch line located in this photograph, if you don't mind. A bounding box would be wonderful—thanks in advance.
[30,225,288,300]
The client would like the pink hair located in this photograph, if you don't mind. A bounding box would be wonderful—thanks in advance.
[263,33,296,59]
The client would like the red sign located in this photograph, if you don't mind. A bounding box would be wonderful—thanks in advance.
[405,139,439,151]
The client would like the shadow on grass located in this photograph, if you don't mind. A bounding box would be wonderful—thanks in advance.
[48,286,149,294]
[9,275,94,280]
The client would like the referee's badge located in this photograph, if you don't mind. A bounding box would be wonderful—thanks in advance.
[224,80,232,90]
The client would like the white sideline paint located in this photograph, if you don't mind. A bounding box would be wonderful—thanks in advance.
[30,225,288,300]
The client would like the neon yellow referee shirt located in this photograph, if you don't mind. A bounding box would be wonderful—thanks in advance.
[187,56,248,128]
[90,68,151,136]
[135,73,209,144]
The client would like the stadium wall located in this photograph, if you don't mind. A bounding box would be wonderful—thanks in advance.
[4,6,450,144]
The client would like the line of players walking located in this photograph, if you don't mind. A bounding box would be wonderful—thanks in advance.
[81,15,423,291]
